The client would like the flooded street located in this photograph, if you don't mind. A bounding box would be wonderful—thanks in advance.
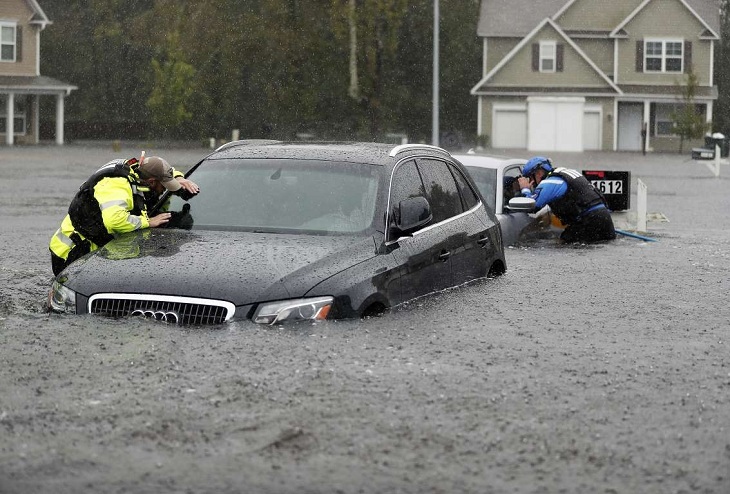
[1,143,729,493]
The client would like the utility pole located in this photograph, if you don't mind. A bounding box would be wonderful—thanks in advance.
[432,0,440,147]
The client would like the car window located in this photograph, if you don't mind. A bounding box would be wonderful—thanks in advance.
[389,160,426,223]
[448,163,480,211]
[503,165,523,206]
[465,166,497,210]
[417,158,463,223]
[167,158,381,235]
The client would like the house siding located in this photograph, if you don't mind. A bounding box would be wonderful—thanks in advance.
[486,38,520,73]
[585,96,615,148]
[617,0,712,85]
[574,38,614,75]
[489,24,612,89]
[0,1,38,76]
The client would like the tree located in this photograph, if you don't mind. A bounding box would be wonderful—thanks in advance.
[714,0,730,134]
[146,33,197,137]
[670,69,711,154]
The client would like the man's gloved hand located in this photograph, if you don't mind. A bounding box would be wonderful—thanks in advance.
[167,203,194,230]
[175,188,198,201]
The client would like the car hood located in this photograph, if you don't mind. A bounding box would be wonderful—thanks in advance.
[62,229,377,306]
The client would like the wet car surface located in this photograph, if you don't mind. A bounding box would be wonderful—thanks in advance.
[49,142,506,324]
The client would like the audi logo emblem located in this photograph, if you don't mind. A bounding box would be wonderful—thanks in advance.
[131,309,181,324]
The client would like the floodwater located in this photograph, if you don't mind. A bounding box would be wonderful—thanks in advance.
[1,143,729,493]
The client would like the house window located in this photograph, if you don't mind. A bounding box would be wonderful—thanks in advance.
[645,39,683,73]
[0,98,26,135]
[654,104,681,136]
[0,22,16,62]
[540,41,556,72]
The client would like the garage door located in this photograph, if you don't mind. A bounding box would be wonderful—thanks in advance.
[492,109,527,149]
[527,97,584,152]
[583,111,601,150]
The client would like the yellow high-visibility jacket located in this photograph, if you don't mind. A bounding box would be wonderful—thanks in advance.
[49,174,150,261]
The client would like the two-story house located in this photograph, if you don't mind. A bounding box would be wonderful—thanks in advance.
[0,0,75,145]
[471,0,720,153]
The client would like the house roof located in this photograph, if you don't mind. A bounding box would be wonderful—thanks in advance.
[477,0,567,37]
[0,75,77,94]
[477,0,720,38]
[618,84,718,99]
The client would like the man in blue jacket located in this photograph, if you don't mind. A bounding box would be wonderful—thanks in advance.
[516,156,615,243]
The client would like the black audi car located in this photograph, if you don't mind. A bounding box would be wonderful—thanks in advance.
[49,141,506,325]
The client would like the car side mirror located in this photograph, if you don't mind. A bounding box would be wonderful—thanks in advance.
[392,196,432,236]
[506,197,536,212]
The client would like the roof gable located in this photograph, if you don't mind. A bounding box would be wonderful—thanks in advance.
[24,0,50,27]
[610,0,718,38]
[471,18,621,94]
[553,0,644,33]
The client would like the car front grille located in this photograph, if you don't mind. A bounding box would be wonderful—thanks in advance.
[88,293,235,325]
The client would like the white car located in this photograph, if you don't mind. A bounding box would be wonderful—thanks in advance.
[453,153,560,246]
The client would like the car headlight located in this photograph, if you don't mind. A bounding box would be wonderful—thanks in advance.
[253,296,333,325]
[48,280,77,313]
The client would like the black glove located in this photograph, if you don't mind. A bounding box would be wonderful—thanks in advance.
[167,203,194,230]
[175,188,198,201]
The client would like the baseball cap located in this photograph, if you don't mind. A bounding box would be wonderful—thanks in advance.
[138,156,181,192]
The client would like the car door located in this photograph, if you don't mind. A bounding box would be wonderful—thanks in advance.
[418,158,493,284]
[498,163,537,245]
[447,161,498,281]
[387,159,453,302]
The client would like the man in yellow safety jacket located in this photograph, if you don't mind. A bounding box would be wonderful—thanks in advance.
[49,155,199,276]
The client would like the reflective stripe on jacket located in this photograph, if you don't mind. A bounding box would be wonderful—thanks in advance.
[49,175,150,261]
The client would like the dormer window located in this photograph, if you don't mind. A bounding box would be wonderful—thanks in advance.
[540,41,556,72]
[0,22,16,62]
[645,39,683,73]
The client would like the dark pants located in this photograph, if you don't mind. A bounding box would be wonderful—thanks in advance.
[51,251,67,276]
[50,238,91,276]
[560,207,616,244]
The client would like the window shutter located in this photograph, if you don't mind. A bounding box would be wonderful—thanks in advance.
[532,43,539,71]
[16,25,22,62]
[684,41,692,72]
[636,40,643,72]
[556,44,564,72]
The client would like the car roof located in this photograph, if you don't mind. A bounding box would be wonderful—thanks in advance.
[208,140,454,167]
[452,153,526,170]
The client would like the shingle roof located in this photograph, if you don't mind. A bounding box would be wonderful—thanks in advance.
[0,75,77,93]
[477,0,568,37]
[477,0,720,38]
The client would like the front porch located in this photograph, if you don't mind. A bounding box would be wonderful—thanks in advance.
[0,75,77,145]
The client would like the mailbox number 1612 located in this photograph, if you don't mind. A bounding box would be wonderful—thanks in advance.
[590,180,623,194]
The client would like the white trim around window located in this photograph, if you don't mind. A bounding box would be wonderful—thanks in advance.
[644,38,683,73]
[0,21,16,62]
[539,41,556,73]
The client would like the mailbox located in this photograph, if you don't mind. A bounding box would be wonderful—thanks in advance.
[582,170,631,211]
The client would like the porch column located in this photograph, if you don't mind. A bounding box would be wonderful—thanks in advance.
[6,92,14,146]
[706,101,713,127]
[643,100,651,154]
[55,93,65,145]
[32,95,40,144]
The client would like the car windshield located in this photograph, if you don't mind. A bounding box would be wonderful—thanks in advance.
[167,158,381,235]
[464,166,497,209]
